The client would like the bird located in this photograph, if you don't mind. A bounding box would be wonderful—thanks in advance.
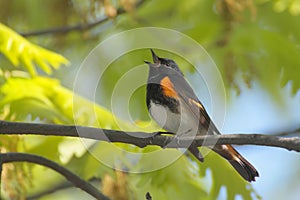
[144,49,259,182]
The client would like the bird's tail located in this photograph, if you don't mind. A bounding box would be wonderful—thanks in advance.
[213,144,259,182]
[188,143,258,182]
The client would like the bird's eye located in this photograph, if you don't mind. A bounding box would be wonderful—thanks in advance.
[166,63,170,66]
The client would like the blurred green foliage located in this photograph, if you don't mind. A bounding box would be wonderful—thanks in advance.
[0,0,300,199]
[0,23,69,76]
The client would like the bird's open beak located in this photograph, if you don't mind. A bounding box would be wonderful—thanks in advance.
[144,49,160,66]
[150,49,160,64]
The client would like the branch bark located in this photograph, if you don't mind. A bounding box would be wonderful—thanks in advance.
[0,152,110,200]
[0,120,300,152]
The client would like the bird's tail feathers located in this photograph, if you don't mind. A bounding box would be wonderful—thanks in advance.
[213,144,259,182]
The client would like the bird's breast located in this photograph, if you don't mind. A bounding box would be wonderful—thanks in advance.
[149,99,199,136]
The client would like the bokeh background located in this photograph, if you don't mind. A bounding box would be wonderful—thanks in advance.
[0,0,300,199]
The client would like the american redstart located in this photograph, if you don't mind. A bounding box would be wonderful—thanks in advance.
[144,49,258,182]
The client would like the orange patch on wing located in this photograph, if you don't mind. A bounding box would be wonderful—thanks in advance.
[188,98,204,110]
[160,77,178,98]
[224,144,239,159]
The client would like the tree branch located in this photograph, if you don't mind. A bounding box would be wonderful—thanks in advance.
[0,120,300,152]
[0,152,110,200]
[19,0,147,37]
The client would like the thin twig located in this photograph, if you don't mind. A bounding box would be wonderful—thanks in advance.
[0,153,110,200]
[19,0,147,37]
[0,120,300,152]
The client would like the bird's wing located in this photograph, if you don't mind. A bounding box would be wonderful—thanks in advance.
[167,71,220,135]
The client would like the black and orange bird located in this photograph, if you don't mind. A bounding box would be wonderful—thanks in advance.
[144,49,259,182]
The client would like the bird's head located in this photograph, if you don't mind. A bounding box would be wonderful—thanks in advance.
[144,49,182,75]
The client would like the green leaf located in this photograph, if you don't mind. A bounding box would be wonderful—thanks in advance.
[65,147,115,180]
[259,0,300,16]
[0,23,69,76]
[199,150,259,200]
[0,75,131,127]
[132,154,208,200]
[0,76,69,122]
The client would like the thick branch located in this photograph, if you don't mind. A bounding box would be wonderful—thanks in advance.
[0,152,110,200]
[0,120,299,152]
